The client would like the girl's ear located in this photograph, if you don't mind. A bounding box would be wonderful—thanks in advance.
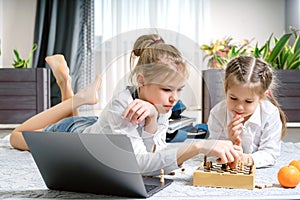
[136,73,145,86]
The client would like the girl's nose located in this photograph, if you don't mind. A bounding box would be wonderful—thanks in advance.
[235,103,243,110]
[170,91,178,102]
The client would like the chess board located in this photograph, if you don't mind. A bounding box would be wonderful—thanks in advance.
[193,161,256,189]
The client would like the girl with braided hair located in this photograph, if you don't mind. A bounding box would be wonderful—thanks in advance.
[208,56,286,168]
[10,34,239,176]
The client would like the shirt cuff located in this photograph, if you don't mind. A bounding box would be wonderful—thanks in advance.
[141,147,179,176]
[251,151,276,168]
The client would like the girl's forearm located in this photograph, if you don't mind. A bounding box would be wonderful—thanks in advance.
[176,140,239,167]
[176,142,200,166]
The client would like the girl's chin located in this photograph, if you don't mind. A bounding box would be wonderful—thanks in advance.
[160,109,169,114]
[154,105,168,114]
[165,107,172,111]
[154,103,174,114]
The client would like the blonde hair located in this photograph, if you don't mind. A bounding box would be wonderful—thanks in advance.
[225,56,286,138]
[129,34,188,86]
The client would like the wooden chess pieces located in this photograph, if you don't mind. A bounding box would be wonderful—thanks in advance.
[193,156,256,189]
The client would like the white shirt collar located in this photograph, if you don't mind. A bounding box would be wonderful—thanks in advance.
[246,104,261,126]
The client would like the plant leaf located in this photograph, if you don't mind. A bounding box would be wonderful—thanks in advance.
[253,45,260,58]
[289,60,300,69]
[292,33,300,53]
[13,49,21,61]
[215,55,225,66]
[267,33,292,64]
[261,33,274,60]
[25,43,38,68]
[200,45,212,50]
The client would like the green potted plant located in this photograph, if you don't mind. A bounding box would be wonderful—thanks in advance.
[200,36,253,69]
[0,43,50,124]
[12,43,37,68]
[252,27,300,122]
[252,27,300,70]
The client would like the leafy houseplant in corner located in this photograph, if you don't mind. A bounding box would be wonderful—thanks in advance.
[252,27,300,122]
[200,36,253,69]
[0,43,50,124]
[12,43,37,68]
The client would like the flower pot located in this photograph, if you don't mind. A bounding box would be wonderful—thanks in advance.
[274,70,300,122]
[202,69,225,123]
[0,68,50,124]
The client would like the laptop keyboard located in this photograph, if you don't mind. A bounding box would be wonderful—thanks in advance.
[144,178,173,193]
[145,184,157,193]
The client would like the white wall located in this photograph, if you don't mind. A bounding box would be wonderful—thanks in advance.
[209,0,285,45]
[0,0,36,68]
[286,0,300,31]
[0,0,286,68]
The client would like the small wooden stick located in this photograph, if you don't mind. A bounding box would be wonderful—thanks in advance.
[265,183,273,188]
[181,168,186,174]
[203,155,207,166]
[255,185,264,189]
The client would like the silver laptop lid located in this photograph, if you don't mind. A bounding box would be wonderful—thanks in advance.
[22,131,151,197]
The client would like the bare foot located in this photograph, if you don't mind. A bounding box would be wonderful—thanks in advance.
[45,54,70,85]
[74,75,102,106]
[46,54,74,101]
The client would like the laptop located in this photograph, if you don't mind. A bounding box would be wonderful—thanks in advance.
[22,131,173,198]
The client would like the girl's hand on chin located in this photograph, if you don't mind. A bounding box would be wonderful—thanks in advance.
[122,99,158,124]
[227,114,244,145]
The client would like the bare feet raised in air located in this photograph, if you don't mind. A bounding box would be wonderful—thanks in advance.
[45,54,70,85]
[74,75,102,106]
[45,54,73,101]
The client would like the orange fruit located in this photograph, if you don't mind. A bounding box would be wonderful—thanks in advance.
[289,160,300,172]
[277,165,300,188]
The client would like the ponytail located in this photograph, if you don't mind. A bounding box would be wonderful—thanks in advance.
[267,94,287,139]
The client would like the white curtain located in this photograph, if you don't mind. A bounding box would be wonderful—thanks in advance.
[94,0,210,110]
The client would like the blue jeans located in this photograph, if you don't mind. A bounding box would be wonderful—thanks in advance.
[44,116,98,133]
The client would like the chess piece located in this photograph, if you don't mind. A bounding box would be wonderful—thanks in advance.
[160,169,165,185]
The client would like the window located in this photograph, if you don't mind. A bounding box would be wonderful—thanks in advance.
[94,0,209,109]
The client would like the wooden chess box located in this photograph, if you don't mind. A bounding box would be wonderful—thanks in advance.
[193,162,256,189]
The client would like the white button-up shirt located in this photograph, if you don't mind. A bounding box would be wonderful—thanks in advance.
[207,100,282,168]
[84,87,178,175]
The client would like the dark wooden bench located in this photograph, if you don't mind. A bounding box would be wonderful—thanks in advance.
[0,68,50,124]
